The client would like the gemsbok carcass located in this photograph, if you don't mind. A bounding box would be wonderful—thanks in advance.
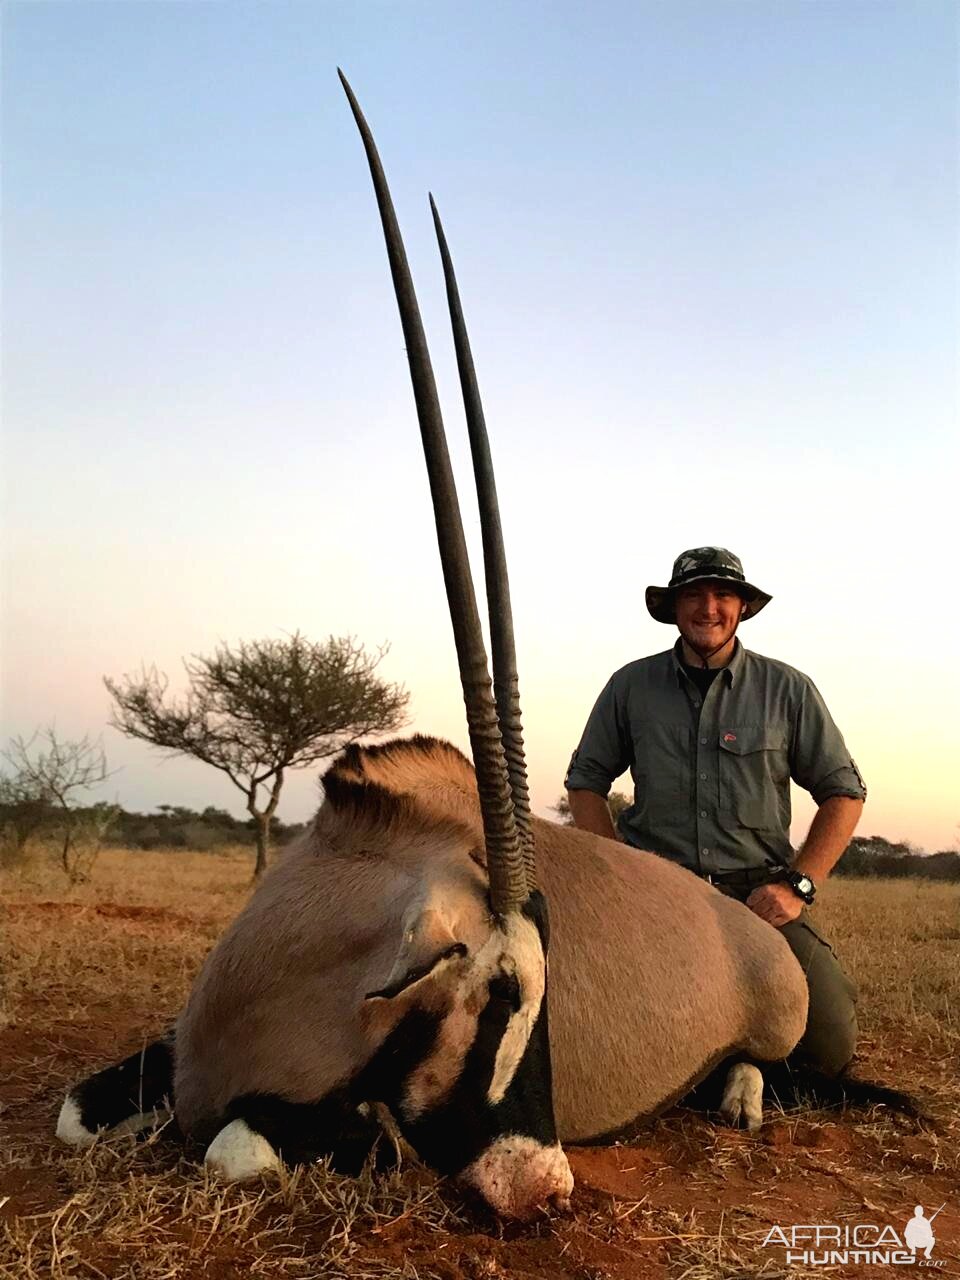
[56,73,911,1221]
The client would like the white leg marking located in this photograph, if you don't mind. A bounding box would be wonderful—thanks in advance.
[56,1095,172,1147]
[204,1119,280,1181]
[720,1062,764,1131]
[56,1095,96,1147]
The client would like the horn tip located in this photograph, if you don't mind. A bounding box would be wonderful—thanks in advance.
[337,67,356,101]
[429,193,444,237]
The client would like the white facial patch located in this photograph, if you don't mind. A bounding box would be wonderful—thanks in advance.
[204,1119,280,1181]
[720,1061,764,1131]
[487,911,545,1105]
[460,1133,573,1221]
[400,910,545,1118]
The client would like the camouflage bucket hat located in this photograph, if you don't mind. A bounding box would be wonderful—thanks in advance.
[645,547,772,624]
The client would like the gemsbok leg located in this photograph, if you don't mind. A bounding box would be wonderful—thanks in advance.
[203,1093,391,1180]
[56,1036,175,1146]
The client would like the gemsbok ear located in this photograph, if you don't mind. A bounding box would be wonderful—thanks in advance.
[365,905,468,1002]
[365,942,467,1001]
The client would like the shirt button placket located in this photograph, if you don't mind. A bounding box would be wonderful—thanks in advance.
[695,696,713,876]
[695,719,708,875]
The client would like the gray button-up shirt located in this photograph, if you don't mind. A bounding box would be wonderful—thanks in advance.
[565,640,866,875]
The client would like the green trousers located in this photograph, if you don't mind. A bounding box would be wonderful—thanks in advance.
[718,887,859,1076]
[780,912,859,1075]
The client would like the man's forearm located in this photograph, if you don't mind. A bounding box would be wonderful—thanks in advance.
[566,789,617,840]
[794,795,864,884]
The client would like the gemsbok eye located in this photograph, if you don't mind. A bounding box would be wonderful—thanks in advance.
[488,973,521,1012]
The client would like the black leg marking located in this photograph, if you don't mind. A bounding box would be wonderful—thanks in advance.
[59,1036,175,1143]
[210,1007,443,1175]
[224,1093,396,1176]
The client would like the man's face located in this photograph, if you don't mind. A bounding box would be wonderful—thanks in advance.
[674,580,745,654]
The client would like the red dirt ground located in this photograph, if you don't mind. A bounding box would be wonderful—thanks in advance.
[2,899,957,1279]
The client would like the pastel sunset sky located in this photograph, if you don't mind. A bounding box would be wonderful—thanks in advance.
[2,1,957,852]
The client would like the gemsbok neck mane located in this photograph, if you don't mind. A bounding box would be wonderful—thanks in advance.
[317,735,488,857]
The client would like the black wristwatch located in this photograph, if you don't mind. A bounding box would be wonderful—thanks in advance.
[783,870,816,905]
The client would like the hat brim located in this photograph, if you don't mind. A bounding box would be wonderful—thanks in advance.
[645,577,772,624]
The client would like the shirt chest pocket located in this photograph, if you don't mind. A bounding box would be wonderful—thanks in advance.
[631,721,689,824]
[718,726,790,830]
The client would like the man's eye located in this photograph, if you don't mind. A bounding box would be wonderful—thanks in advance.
[488,973,521,1012]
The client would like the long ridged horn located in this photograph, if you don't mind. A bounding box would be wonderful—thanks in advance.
[429,195,536,891]
[338,70,527,916]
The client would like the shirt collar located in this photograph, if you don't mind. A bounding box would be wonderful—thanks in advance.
[672,637,745,687]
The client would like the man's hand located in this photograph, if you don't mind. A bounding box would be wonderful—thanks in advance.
[745,881,804,928]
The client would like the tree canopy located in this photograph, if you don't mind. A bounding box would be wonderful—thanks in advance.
[105,633,409,876]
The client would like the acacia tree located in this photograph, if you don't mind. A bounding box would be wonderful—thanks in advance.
[105,633,409,878]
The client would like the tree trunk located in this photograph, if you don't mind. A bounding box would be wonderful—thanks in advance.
[61,828,73,879]
[252,812,270,880]
[248,773,284,881]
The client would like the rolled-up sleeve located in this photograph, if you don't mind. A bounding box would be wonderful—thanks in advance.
[791,679,867,805]
[565,676,631,797]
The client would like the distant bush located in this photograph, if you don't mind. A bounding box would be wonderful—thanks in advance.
[0,793,305,855]
[31,802,310,853]
[835,835,960,881]
[0,798,304,860]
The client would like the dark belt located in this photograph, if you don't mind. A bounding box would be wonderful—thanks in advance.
[700,866,780,890]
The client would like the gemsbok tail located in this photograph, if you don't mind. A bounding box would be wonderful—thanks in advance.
[762,1063,926,1121]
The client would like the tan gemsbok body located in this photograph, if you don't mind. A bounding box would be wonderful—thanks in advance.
[172,732,807,1149]
[56,73,813,1220]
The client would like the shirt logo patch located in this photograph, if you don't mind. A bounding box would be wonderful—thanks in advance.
[722,732,737,742]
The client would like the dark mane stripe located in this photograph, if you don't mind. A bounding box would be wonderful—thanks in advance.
[319,770,412,827]
[318,735,480,849]
[327,734,471,776]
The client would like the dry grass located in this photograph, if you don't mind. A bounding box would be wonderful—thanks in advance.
[816,878,960,1037]
[1,1141,463,1279]
[1,852,958,1279]
[2,844,254,912]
